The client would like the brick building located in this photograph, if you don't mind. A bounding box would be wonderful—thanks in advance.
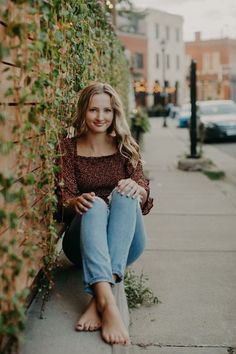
[185,32,236,102]
[117,8,185,107]
[118,32,148,106]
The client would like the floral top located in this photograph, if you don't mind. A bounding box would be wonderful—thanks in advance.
[55,137,153,224]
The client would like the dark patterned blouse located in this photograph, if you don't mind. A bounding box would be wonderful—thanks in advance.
[55,137,153,224]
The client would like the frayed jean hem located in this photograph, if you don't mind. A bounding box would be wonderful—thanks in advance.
[84,277,115,295]
[112,269,124,283]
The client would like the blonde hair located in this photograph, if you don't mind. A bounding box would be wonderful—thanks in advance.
[73,82,140,167]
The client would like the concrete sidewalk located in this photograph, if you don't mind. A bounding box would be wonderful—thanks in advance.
[21,118,236,354]
[130,118,236,353]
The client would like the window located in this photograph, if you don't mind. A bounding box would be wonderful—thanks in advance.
[166,26,170,40]
[134,53,143,69]
[166,54,170,69]
[155,24,159,39]
[176,55,180,70]
[176,28,180,42]
[203,53,210,72]
[212,52,220,71]
[156,53,159,68]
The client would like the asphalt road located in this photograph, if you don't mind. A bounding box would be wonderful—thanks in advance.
[210,140,236,159]
[169,118,236,160]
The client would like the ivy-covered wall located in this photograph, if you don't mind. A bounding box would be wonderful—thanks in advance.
[0,0,129,351]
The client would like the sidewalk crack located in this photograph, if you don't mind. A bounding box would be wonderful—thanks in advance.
[132,342,236,350]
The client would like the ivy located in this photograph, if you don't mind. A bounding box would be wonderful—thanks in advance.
[0,0,129,351]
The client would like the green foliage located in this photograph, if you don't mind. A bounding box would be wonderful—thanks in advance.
[131,108,150,134]
[0,0,129,350]
[124,269,159,309]
[203,169,225,180]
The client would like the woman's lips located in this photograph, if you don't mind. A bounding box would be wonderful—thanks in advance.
[94,122,106,126]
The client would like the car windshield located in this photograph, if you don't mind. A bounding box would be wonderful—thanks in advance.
[200,102,236,115]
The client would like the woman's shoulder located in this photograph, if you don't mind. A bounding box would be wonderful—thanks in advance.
[57,136,76,157]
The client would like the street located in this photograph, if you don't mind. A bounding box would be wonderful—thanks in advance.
[211,141,236,159]
[166,117,236,161]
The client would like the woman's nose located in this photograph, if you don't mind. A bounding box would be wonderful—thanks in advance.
[97,111,104,120]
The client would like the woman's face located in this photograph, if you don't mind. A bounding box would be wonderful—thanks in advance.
[85,93,114,134]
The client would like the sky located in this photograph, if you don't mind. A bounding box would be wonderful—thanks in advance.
[132,0,236,41]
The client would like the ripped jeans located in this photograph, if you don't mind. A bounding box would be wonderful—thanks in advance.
[62,189,147,295]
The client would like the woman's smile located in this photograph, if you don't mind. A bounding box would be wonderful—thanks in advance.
[94,121,106,126]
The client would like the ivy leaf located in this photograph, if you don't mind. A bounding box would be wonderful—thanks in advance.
[0,43,10,60]
[54,30,64,43]
[6,22,25,39]
[0,174,15,188]
[8,212,18,229]
[0,210,7,226]
[28,107,38,124]
[0,112,6,123]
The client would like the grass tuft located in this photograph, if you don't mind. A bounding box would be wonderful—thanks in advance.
[203,169,225,180]
[124,269,160,309]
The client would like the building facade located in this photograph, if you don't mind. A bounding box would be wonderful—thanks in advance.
[118,32,148,106]
[117,8,185,107]
[186,32,236,102]
[144,9,185,107]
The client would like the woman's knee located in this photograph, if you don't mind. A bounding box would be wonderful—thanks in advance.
[83,196,108,217]
[109,188,138,206]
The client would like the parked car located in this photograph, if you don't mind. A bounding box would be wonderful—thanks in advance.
[177,103,191,128]
[197,100,236,142]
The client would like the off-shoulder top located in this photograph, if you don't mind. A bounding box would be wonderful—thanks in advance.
[55,137,153,224]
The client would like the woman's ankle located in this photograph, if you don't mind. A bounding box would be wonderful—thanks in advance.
[93,282,116,311]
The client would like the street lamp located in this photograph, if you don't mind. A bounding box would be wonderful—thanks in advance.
[160,39,167,127]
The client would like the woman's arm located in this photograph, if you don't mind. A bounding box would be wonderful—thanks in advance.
[125,157,154,215]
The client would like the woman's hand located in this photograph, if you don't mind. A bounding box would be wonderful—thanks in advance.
[117,178,145,201]
[67,192,95,215]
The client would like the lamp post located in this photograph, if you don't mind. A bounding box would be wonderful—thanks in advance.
[161,39,167,127]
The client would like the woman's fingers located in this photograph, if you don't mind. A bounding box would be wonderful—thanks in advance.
[117,179,141,197]
[127,184,139,198]
[117,179,132,193]
[132,188,143,199]
[74,205,83,215]
[84,192,95,202]
[79,198,93,208]
[74,192,95,214]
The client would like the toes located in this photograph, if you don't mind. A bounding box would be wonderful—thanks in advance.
[89,321,101,331]
[75,322,84,331]
[89,323,97,331]
[84,322,90,331]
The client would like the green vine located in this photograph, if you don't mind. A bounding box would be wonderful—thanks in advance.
[0,0,129,351]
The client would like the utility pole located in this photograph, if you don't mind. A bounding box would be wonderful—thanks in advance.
[188,59,199,158]
[161,39,167,127]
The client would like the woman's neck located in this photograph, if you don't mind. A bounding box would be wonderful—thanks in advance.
[78,133,116,155]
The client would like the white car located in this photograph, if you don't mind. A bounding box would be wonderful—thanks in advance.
[198,100,236,141]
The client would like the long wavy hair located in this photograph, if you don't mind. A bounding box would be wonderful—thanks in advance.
[73,82,140,167]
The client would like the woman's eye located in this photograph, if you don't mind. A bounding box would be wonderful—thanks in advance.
[90,108,96,112]
[105,109,112,112]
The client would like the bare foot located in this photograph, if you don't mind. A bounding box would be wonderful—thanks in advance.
[75,298,102,331]
[100,303,130,345]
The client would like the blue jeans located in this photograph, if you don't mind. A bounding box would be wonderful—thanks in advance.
[62,190,147,295]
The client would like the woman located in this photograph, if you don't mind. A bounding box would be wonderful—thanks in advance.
[55,82,153,346]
